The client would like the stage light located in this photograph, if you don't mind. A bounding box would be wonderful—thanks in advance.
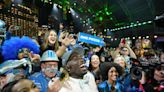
[154,35,158,38]
[107,36,111,38]
[99,16,103,21]
[106,12,110,15]
[110,17,113,20]
[58,5,62,8]
[53,4,58,12]
[138,36,141,39]
[142,22,146,25]
[96,13,99,16]
[73,2,76,6]
[76,15,79,18]
[138,23,142,26]
[130,25,133,27]
[147,21,152,23]
[133,24,137,27]
[146,36,149,38]
[70,8,76,15]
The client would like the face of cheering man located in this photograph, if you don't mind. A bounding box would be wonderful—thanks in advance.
[18,48,31,59]
[66,52,87,79]
[41,61,58,78]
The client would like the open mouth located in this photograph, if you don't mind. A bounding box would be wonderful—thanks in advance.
[93,62,98,64]
[112,75,118,80]
[93,62,99,66]
[80,64,87,70]
[50,38,55,41]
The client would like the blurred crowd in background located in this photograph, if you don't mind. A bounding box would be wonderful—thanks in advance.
[0,17,164,92]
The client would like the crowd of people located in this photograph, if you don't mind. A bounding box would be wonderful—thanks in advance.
[0,20,164,92]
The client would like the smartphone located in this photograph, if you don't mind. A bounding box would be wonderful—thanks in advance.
[121,38,126,44]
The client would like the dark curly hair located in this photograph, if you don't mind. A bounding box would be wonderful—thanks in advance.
[100,62,123,81]
[1,79,20,92]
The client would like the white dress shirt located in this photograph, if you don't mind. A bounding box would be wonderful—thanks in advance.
[59,72,98,92]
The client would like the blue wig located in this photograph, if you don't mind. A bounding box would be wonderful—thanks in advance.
[2,36,40,61]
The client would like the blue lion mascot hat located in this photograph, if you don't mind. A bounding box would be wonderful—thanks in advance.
[2,36,40,61]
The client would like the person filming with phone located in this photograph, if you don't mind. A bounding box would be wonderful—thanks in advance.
[113,38,137,69]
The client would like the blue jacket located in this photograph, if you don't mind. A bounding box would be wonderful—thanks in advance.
[29,72,51,92]
[117,68,131,91]
[98,80,124,92]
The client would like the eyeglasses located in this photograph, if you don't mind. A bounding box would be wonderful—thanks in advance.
[45,64,58,68]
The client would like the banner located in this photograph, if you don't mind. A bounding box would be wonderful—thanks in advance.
[78,32,105,46]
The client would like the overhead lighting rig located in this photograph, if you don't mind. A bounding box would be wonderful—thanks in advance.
[110,20,153,32]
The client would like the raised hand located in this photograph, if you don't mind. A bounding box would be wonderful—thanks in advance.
[47,78,62,92]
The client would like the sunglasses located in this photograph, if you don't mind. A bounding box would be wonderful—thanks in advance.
[18,48,30,54]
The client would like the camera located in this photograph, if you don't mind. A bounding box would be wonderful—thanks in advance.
[130,58,164,80]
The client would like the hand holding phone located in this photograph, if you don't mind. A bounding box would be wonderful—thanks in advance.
[119,38,126,48]
[48,78,62,92]
[47,68,64,92]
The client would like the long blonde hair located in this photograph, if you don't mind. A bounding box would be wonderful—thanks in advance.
[114,56,127,69]
[41,29,59,52]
